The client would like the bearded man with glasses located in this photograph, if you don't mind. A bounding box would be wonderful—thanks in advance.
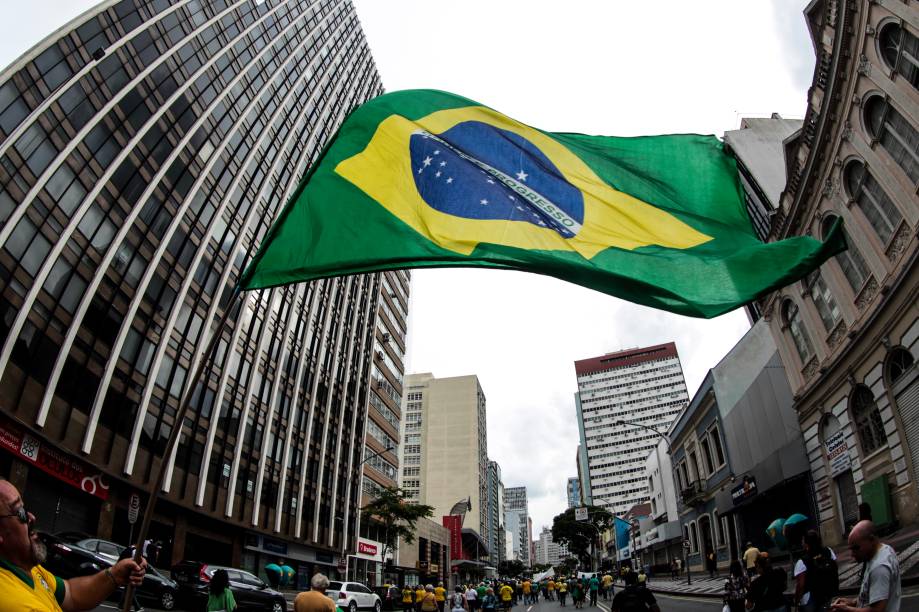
[0,478,146,611]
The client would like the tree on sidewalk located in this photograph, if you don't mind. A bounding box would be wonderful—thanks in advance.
[498,559,526,577]
[551,506,613,566]
[361,486,435,564]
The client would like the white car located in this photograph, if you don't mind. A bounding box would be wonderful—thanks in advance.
[328,581,382,612]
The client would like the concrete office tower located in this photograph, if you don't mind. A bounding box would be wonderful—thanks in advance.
[574,343,689,516]
[486,459,506,565]
[0,0,386,578]
[535,526,569,566]
[503,485,531,566]
[399,373,490,550]
[567,476,580,509]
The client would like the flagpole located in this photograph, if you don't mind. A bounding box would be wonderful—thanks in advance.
[121,286,243,612]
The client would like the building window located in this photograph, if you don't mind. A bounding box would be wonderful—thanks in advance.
[886,347,915,386]
[821,215,870,293]
[714,512,724,546]
[709,426,726,468]
[782,299,814,363]
[844,160,903,244]
[689,522,699,553]
[878,23,919,91]
[850,384,887,455]
[806,270,842,331]
[700,437,714,476]
[864,96,919,185]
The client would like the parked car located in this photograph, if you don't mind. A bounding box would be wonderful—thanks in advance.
[75,537,123,564]
[171,560,286,612]
[38,532,178,610]
[328,581,382,612]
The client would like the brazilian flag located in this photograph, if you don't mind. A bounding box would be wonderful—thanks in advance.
[239,89,845,318]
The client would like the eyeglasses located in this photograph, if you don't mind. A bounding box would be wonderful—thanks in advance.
[0,506,29,524]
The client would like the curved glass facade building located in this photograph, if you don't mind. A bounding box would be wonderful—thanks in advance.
[0,0,408,578]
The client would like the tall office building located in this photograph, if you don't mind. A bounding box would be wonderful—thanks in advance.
[0,0,389,580]
[566,476,580,509]
[534,526,569,566]
[503,485,531,566]
[574,343,689,516]
[399,373,490,555]
[485,459,506,566]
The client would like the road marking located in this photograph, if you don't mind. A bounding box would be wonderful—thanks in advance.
[597,604,611,612]
[527,607,533,612]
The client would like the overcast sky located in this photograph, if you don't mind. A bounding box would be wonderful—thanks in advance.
[1,1,815,537]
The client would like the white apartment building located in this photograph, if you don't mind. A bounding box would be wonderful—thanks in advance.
[574,343,689,516]
[535,526,569,566]
[504,486,531,565]
[399,373,490,541]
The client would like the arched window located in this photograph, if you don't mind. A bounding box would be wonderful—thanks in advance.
[879,23,919,90]
[844,160,903,244]
[821,215,870,292]
[886,347,915,386]
[864,96,919,185]
[805,269,841,331]
[782,299,814,363]
[850,384,887,455]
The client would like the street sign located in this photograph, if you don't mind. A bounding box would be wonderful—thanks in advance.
[682,540,691,549]
[575,507,589,521]
[128,493,141,524]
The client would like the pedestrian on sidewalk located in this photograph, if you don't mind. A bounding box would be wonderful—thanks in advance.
[611,572,659,612]
[670,559,678,581]
[436,583,447,612]
[745,555,787,612]
[830,520,901,612]
[294,573,337,612]
[722,561,748,612]
[794,530,839,612]
[743,542,760,579]
[451,587,468,612]
[417,585,427,612]
[420,585,439,612]
[206,568,237,612]
[707,549,717,579]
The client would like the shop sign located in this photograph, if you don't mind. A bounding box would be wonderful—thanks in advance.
[263,537,288,555]
[430,564,439,573]
[0,420,109,500]
[355,538,383,562]
[731,476,757,505]
[824,431,851,477]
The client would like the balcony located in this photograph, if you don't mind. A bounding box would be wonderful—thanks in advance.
[680,481,705,507]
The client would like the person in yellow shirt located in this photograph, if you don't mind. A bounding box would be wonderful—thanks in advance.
[601,573,613,600]
[434,582,447,612]
[522,580,531,604]
[0,479,146,612]
[403,585,414,609]
[498,583,513,611]
[742,542,760,578]
[415,585,426,612]
[547,579,556,601]
[557,578,568,607]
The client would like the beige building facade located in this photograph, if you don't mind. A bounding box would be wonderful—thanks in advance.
[400,373,490,539]
[759,0,918,547]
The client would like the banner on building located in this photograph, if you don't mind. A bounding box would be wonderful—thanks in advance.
[0,420,109,500]
[443,515,464,560]
[824,431,852,477]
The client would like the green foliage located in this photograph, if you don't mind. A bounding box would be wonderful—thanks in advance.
[550,506,614,560]
[556,557,579,576]
[361,486,435,562]
[531,563,552,573]
[498,559,526,577]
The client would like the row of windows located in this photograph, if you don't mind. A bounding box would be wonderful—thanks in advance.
[578,360,680,387]
[581,379,687,405]
[580,371,686,398]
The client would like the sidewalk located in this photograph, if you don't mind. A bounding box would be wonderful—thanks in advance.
[634,523,919,599]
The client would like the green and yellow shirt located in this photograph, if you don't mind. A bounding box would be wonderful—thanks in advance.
[0,558,66,612]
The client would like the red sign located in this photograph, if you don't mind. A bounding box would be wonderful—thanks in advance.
[358,541,379,555]
[442,515,464,560]
[0,420,109,500]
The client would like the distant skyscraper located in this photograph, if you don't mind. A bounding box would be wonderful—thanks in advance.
[574,343,689,516]
[0,0,386,578]
[535,526,569,566]
[504,486,531,566]
[567,477,581,509]
[486,459,506,565]
[399,373,490,555]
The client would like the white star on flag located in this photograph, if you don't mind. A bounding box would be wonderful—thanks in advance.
[480,199,489,205]
[446,177,453,183]
[516,170,528,182]
[435,171,441,177]
[423,156,433,167]
[439,161,446,167]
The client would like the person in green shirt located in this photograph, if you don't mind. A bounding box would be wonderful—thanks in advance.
[588,575,599,607]
[207,569,237,612]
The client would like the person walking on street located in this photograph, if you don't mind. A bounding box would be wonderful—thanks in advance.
[670,559,678,581]
[450,587,467,612]
[743,542,760,580]
[722,561,748,612]
[707,550,717,579]
[435,583,447,612]
[294,573,337,612]
[402,585,414,610]
[745,555,787,612]
[795,530,839,612]
[611,572,659,612]
[465,584,478,612]
[547,578,556,601]
[602,571,613,600]
[0,478,146,612]
[416,585,427,612]
[420,585,438,612]
[588,574,600,607]
[206,568,237,612]
[571,579,584,610]
[499,582,513,612]
[830,520,901,612]
[481,587,497,612]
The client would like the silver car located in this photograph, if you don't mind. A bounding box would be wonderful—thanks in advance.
[328,581,383,612]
